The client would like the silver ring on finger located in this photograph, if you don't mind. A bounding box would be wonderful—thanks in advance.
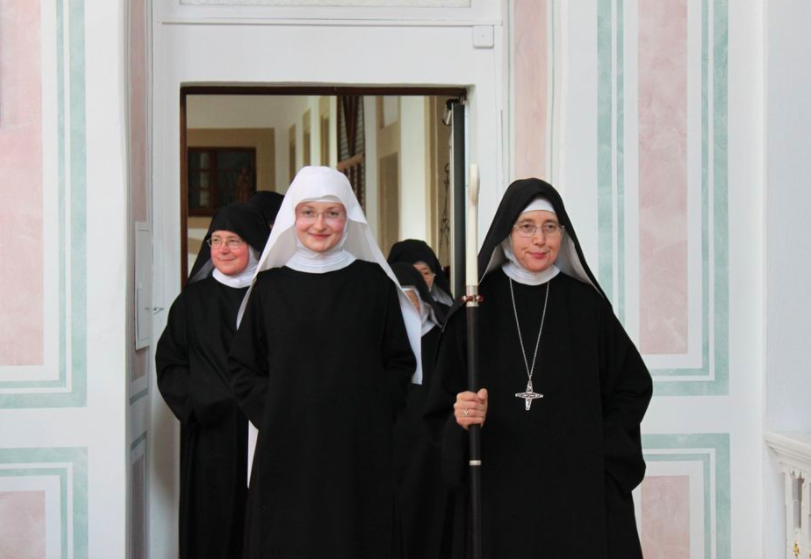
[463,408,469,417]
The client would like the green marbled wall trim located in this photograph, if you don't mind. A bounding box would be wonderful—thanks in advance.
[0,0,87,408]
[642,433,731,559]
[597,0,626,323]
[651,0,728,396]
[0,447,88,559]
[597,0,615,306]
[596,0,728,396]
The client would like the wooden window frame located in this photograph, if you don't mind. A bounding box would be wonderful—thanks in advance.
[186,146,257,217]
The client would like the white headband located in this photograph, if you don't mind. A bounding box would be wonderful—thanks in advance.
[521,196,556,215]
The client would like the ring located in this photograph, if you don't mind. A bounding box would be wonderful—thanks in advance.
[463,409,469,417]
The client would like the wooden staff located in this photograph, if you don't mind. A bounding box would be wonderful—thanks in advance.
[465,164,484,559]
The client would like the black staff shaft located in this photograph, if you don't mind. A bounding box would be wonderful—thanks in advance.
[465,163,483,559]
[466,298,483,559]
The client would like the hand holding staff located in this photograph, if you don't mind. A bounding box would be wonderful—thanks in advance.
[465,164,484,559]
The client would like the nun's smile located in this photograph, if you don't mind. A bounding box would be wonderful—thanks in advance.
[509,210,562,273]
[209,229,250,276]
[295,201,348,253]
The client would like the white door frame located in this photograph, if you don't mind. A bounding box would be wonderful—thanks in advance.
[148,7,505,558]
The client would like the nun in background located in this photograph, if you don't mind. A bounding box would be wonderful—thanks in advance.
[388,239,454,310]
[248,190,285,228]
[390,263,454,559]
[155,203,269,559]
[228,166,420,558]
[426,179,653,559]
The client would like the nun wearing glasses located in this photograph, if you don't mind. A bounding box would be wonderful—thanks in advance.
[156,202,269,559]
[228,166,420,558]
[426,178,653,558]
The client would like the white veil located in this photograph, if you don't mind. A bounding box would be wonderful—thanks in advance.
[238,166,423,384]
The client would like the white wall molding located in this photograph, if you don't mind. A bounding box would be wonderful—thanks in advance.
[766,432,811,559]
[766,432,811,477]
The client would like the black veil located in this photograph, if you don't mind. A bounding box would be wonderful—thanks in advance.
[187,203,270,285]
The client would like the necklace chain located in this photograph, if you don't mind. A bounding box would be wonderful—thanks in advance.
[509,278,550,384]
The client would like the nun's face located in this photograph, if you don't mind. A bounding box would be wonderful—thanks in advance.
[295,201,347,252]
[509,210,562,273]
[209,230,250,276]
[413,262,436,290]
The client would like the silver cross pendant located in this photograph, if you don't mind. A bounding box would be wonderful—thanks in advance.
[515,381,544,411]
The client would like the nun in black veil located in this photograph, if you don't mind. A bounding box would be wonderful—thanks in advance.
[425,178,653,559]
[156,202,270,559]
[388,239,454,310]
[389,263,452,559]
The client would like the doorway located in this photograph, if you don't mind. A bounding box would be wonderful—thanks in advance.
[180,86,465,284]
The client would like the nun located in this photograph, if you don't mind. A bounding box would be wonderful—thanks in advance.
[155,202,270,559]
[388,239,454,310]
[228,166,421,558]
[389,263,451,559]
[426,178,653,558]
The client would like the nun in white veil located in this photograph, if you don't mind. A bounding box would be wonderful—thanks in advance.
[228,166,420,558]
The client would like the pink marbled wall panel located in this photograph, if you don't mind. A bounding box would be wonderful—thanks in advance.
[0,491,47,559]
[513,0,548,180]
[641,475,691,559]
[0,0,44,366]
[638,0,688,354]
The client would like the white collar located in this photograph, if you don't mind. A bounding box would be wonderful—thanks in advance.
[285,235,357,274]
[420,300,439,336]
[212,247,260,289]
[404,287,440,336]
[500,238,560,286]
[430,284,455,306]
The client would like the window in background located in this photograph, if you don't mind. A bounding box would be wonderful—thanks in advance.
[187,147,256,216]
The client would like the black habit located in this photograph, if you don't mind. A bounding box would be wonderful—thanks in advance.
[426,179,653,559]
[156,203,269,559]
[228,260,416,559]
[390,264,451,558]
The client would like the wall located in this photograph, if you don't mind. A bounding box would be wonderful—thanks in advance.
[0,0,129,557]
[399,97,429,241]
[764,1,811,555]
[507,0,763,557]
[128,0,153,558]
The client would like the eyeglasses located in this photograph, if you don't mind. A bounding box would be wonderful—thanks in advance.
[296,209,347,224]
[207,237,245,250]
[513,222,565,239]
